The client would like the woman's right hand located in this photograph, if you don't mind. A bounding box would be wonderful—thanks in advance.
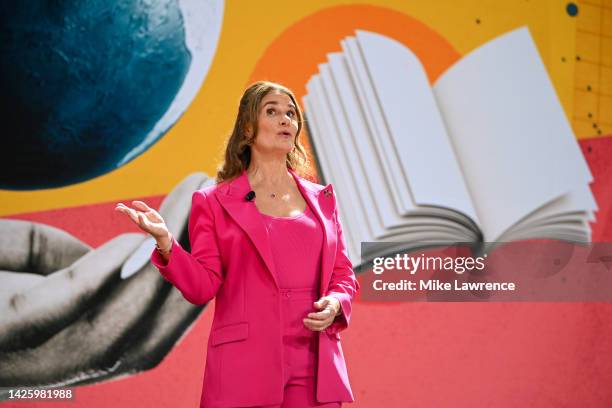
[114,201,171,246]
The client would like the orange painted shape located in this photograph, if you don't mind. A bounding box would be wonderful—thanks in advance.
[249,4,459,95]
[247,5,460,181]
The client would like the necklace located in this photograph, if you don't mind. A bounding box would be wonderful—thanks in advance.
[269,191,290,199]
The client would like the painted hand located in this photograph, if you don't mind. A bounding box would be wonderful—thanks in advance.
[0,173,212,397]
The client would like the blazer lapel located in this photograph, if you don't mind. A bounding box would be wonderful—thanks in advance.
[214,171,279,288]
[290,170,337,296]
[214,169,337,294]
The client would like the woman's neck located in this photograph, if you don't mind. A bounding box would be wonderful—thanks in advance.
[247,156,291,189]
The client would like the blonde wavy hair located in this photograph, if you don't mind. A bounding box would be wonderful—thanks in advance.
[216,81,310,182]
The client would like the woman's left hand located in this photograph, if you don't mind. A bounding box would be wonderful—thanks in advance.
[303,296,341,331]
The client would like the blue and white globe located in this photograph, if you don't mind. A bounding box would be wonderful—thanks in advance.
[0,0,224,190]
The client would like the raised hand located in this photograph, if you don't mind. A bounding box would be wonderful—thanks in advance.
[115,201,170,241]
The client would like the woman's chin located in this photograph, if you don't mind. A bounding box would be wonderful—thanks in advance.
[275,142,295,155]
[254,144,293,157]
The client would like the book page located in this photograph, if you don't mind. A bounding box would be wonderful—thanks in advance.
[317,64,387,236]
[325,53,405,231]
[303,95,361,258]
[303,83,376,250]
[341,37,415,216]
[433,27,595,241]
[354,30,478,223]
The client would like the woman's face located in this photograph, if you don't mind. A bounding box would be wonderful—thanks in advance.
[250,90,299,157]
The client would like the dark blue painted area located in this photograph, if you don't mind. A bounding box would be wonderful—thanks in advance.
[566,3,579,17]
[0,0,192,190]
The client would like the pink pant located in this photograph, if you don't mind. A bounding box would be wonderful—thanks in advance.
[261,288,341,408]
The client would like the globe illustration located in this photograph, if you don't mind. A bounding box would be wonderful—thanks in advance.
[0,0,224,190]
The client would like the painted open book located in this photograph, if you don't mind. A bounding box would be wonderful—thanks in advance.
[302,27,597,265]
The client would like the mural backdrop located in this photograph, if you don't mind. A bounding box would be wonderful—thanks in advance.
[1,1,612,407]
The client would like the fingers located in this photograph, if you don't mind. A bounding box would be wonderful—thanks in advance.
[305,296,339,331]
[115,204,155,235]
[115,173,213,240]
[0,233,165,386]
[115,203,140,224]
[0,220,91,275]
[137,212,149,229]
[307,307,335,321]
[304,298,335,331]
[132,200,152,211]
[313,297,330,310]
[0,271,44,301]
[0,233,146,351]
[303,313,333,331]
[314,296,339,314]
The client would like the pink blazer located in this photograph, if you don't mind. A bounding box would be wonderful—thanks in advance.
[151,169,359,408]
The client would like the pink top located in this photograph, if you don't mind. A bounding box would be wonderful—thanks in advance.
[260,205,323,289]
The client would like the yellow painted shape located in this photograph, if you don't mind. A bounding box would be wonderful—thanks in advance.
[577,3,602,32]
[601,66,612,94]
[574,89,599,120]
[603,35,612,66]
[601,95,612,125]
[604,8,612,36]
[576,30,601,63]
[574,118,600,135]
[575,60,601,92]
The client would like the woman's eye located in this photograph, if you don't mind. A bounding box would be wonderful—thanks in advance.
[287,111,295,118]
[266,108,275,115]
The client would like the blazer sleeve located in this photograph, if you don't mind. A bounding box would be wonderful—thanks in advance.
[150,189,224,305]
[325,198,360,335]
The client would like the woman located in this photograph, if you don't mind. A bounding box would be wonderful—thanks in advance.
[115,81,359,408]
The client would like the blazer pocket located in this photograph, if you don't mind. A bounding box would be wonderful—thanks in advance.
[211,322,249,347]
